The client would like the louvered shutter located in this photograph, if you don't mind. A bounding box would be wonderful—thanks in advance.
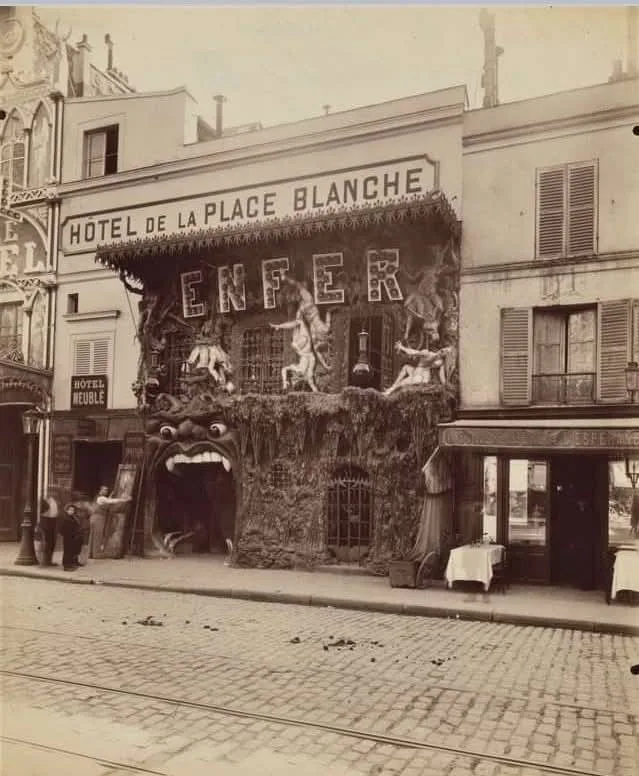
[597,300,631,402]
[501,308,532,405]
[537,168,565,258]
[567,162,596,256]
[92,339,109,374]
[73,340,91,375]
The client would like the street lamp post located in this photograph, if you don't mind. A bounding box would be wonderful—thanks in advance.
[14,408,43,566]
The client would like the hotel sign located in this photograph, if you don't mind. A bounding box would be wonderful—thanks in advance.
[61,156,438,254]
[70,375,108,409]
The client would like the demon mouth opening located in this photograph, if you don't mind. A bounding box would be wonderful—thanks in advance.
[146,408,240,554]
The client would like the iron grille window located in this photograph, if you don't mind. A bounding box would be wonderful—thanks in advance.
[269,462,291,490]
[83,125,119,178]
[240,326,284,394]
[327,464,372,562]
[165,333,194,395]
[347,312,394,391]
[0,302,23,356]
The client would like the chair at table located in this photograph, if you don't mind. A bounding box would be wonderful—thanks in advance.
[490,547,509,594]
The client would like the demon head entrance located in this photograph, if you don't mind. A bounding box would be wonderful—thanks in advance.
[146,398,240,554]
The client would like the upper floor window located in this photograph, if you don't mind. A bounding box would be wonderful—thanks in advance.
[347,312,395,392]
[72,336,111,375]
[501,299,638,406]
[0,302,23,357]
[83,125,119,178]
[240,326,284,394]
[536,161,597,259]
[0,113,25,190]
[532,307,596,404]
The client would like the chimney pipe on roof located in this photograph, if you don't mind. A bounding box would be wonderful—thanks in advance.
[213,94,226,138]
[104,33,113,71]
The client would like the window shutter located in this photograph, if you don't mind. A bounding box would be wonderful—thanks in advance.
[92,339,109,374]
[501,307,532,405]
[73,340,91,374]
[567,162,596,256]
[597,300,630,402]
[537,168,565,258]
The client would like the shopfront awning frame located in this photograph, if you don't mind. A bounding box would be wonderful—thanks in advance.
[438,418,639,456]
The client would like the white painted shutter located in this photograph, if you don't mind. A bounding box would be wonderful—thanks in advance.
[501,307,532,405]
[597,300,631,402]
[567,162,596,256]
[537,168,565,258]
[92,339,109,374]
[73,338,110,375]
[73,340,91,374]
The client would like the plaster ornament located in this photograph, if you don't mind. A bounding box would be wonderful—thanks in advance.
[271,317,319,393]
[383,341,456,396]
[282,272,332,369]
[0,17,25,59]
[184,318,235,394]
[400,265,444,349]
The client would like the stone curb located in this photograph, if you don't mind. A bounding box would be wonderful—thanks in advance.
[2,567,638,636]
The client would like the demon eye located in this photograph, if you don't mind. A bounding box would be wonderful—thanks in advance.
[159,425,178,440]
[209,422,227,438]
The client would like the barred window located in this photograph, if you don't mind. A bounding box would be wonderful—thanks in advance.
[269,462,291,490]
[165,332,194,395]
[240,326,284,394]
[327,464,372,562]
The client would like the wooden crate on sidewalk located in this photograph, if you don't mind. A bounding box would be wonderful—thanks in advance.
[388,560,417,588]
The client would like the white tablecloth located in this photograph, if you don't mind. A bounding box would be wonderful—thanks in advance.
[611,550,639,600]
[445,544,505,591]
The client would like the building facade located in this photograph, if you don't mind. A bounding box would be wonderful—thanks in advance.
[440,77,639,589]
[56,86,466,567]
[0,6,133,539]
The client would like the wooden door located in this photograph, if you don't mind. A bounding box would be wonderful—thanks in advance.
[0,463,17,540]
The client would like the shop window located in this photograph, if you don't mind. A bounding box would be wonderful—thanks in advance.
[532,307,596,404]
[0,302,23,357]
[240,326,284,394]
[608,462,638,546]
[536,161,597,259]
[508,460,548,546]
[327,464,372,562]
[72,336,111,375]
[482,456,498,542]
[347,312,394,392]
[83,125,119,178]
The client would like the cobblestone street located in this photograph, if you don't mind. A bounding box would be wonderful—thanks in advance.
[1,577,638,776]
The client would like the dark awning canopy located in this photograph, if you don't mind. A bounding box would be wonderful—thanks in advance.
[438,418,639,456]
[95,190,460,280]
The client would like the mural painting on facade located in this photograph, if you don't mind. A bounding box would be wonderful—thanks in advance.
[102,197,460,571]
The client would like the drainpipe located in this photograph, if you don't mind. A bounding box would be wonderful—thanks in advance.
[213,94,226,137]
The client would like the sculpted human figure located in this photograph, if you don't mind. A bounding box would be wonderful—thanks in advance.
[271,315,318,392]
[186,319,234,393]
[282,273,331,369]
[384,341,455,396]
[400,266,444,348]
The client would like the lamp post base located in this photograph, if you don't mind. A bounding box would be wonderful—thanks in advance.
[14,527,38,566]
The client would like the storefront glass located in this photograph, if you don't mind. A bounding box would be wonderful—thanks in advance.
[608,462,638,545]
[508,459,548,545]
[482,456,497,541]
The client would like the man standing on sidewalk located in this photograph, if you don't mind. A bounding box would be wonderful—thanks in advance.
[38,490,60,567]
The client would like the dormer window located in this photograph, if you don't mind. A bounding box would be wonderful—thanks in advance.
[83,125,119,178]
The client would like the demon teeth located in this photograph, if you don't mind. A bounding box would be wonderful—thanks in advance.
[166,458,175,472]
[222,456,231,472]
[193,453,204,463]
[164,451,232,472]
[209,451,222,463]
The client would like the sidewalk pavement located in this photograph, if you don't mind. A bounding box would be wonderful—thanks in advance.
[0,543,637,635]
